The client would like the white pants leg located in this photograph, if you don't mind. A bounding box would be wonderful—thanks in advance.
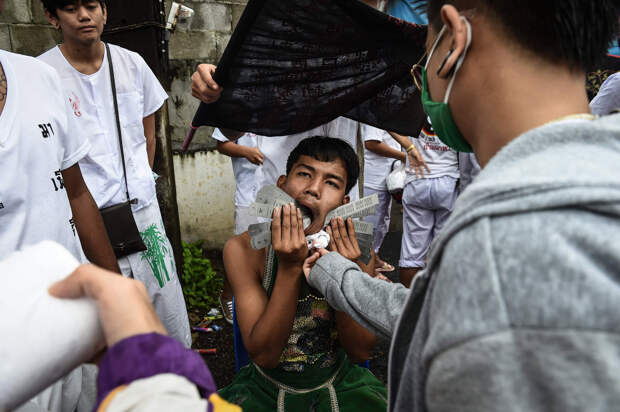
[399,176,457,268]
[76,364,97,412]
[363,186,392,253]
[15,368,82,412]
[118,201,191,348]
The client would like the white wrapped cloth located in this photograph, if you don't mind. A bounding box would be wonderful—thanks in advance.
[0,242,104,411]
[306,230,330,250]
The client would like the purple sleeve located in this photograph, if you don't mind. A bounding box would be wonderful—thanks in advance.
[95,333,216,410]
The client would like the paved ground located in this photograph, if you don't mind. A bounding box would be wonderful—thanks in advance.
[194,201,405,388]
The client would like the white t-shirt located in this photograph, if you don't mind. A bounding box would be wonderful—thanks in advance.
[212,129,259,208]
[590,73,620,116]
[38,44,168,211]
[255,117,360,200]
[0,50,90,261]
[405,117,459,184]
[362,124,402,191]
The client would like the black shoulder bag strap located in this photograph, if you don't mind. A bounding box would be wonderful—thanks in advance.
[98,43,146,258]
[106,42,131,203]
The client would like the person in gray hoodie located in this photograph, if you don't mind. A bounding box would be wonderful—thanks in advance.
[303,0,620,411]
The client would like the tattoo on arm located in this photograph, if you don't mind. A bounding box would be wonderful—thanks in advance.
[0,64,7,105]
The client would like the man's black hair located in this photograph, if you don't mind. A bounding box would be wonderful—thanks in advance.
[41,0,106,17]
[286,136,360,195]
[415,0,620,71]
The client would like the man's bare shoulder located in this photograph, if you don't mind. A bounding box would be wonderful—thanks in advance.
[223,232,266,282]
[223,232,261,257]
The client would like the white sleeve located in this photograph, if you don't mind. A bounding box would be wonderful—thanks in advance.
[590,73,620,116]
[361,123,385,142]
[211,128,230,143]
[48,70,91,171]
[138,55,168,118]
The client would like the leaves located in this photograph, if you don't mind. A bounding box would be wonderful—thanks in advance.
[140,224,172,288]
[181,240,223,312]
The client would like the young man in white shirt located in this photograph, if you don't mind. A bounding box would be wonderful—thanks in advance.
[0,2,120,411]
[590,72,620,116]
[212,129,264,236]
[390,118,459,287]
[38,0,191,347]
[361,124,404,273]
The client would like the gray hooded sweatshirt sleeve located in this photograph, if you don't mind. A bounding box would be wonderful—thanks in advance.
[309,113,620,412]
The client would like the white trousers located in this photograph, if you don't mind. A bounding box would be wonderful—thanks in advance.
[15,366,91,412]
[118,201,191,348]
[363,186,393,253]
[399,176,458,268]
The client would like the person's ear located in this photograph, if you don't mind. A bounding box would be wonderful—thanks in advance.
[45,10,60,30]
[342,194,350,205]
[102,4,107,24]
[276,175,287,189]
[436,4,468,79]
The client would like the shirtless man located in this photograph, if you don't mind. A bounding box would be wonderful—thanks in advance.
[218,137,386,411]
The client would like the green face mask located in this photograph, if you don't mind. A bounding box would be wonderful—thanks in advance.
[419,18,474,153]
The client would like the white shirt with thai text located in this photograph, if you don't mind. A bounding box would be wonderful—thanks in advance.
[38,44,168,211]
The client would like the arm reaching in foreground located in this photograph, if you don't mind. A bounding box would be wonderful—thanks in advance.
[50,265,237,412]
[49,265,165,346]
[323,218,377,362]
[304,246,410,340]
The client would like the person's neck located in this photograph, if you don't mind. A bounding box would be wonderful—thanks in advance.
[59,39,105,75]
[460,50,590,167]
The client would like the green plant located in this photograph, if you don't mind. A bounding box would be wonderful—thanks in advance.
[181,240,223,311]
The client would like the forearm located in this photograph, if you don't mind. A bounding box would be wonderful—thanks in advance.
[309,252,409,340]
[146,136,155,169]
[388,131,413,149]
[365,141,406,162]
[246,268,302,368]
[216,141,248,158]
[71,192,120,273]
[143,115,156,169]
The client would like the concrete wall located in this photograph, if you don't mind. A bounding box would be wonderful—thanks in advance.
[166,0,247,152]
[1,0,243,249]
[166,0,248,247]
[173,151,235,249]
[0,0,61,56]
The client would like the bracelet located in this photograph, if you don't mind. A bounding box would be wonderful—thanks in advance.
[406,144,415,153]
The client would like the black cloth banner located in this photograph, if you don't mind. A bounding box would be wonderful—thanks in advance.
[192,0,427,137]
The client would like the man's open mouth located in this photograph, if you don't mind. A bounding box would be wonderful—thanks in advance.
[297,204,313,220]
[295,202,323,235]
